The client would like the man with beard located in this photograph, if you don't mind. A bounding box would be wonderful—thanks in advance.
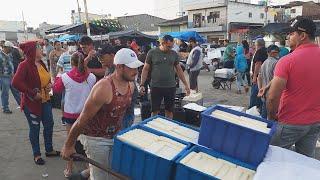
[61,48,143,180]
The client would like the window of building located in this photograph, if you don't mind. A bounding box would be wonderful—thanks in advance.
[249,12,252,18]
[291,9,296,13]
[260,13,264,19]
[193,13,202,27]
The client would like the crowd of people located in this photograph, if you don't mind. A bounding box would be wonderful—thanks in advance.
[0,16,319,179]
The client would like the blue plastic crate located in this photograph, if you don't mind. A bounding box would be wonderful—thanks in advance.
[199,105,277,166]
[140,115,200,144]
[175,145,257,180]
[112,125,191,180]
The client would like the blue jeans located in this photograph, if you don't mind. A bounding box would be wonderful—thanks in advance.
[0,76,11,110]
[0,76,20,110]
[249,84,262,109]
[10,85,20,105]
[236,72,248,91]
[23,102,54,157]
[271,123,320,158]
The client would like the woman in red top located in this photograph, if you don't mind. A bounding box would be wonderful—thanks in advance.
[12,41,60,165]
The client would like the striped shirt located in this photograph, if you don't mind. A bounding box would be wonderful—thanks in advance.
[57,52,72,73]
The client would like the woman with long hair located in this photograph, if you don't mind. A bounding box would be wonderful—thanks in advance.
[53,52,96,177]
[49,41,65,80]
[12,41,60,165]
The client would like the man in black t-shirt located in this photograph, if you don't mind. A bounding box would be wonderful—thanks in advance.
[249,38,268,109]
[78,36,105,80]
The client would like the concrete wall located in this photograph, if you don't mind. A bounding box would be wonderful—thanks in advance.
[228,2,275,24]
[159,24,188,33]
[0,20,25,32]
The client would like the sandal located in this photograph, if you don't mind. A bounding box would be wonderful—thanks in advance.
[45,150,61,157]
[34,157,45,165]
[63,169,72,178]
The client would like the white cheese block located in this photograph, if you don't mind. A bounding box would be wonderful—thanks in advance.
[218,158,237,169]
[211,110,271,134]
[183,92,203,102]
[117,128,186,160]
[222,167,242,180]
[216,164,231,179]
[144,117,199,144]
[180,152,197,165]
[179,151,255,179]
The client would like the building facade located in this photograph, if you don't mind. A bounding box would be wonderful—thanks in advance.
[116,14,166,35]
[0,20,37,42]
[154,0,251,20]
[185,1,274,42]
[157,16,188,33]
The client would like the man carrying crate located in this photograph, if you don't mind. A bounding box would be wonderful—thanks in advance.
[61,48,143,180]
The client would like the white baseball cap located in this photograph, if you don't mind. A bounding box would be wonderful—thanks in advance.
[114,48,144,68]
[3,41,14,47]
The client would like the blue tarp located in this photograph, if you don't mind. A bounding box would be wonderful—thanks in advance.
[56,34,81,42]
[160,31,206,43]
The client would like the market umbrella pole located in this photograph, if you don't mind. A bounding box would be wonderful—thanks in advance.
[70,153,130,180]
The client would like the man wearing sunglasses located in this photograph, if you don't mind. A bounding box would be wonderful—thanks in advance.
[267,16,320,158]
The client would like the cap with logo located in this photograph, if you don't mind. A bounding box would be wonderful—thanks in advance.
[114,48,144,69]
[288,16,316,36]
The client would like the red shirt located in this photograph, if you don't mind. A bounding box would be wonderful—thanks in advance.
[274,43,320,125]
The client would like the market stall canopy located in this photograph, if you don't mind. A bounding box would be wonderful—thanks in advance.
[45,19,123,35]
[160,31,206,43]
[107,30,158,40]
[90,30,158,41]
[55,34,80,42]
[261,22,320,36]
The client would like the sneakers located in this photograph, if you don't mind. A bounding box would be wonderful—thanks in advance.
[3,109,12,114]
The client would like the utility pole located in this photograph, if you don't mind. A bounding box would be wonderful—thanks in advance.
[76,0,82,23]
[22,11,28,41]
[83,0,91,36]
[264,0,268,25]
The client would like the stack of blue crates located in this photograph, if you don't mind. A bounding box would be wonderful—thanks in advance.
[111,105,277,180]
[199,105,277,166]
[111,122,196,180]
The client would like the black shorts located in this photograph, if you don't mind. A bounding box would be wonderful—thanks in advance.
[189,70,200,90]
[151,87,176,113]
[62,117,76,125]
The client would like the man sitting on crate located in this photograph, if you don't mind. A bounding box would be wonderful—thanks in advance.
[61,48,143,180]
[267,16,320,158]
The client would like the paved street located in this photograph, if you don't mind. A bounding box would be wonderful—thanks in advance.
[0,71,319,180]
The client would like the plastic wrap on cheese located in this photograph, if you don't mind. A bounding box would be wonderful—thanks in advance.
[144,117,199,143]
[117,129,186,160]
[211,110,270,134]
[180,151,255,180]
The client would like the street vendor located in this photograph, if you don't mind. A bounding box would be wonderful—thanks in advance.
[61,48,143,180]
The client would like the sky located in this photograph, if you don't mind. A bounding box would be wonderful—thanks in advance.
[0,0,317,28]
[0,0,154,28]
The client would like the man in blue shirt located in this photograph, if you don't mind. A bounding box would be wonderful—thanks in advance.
[279,39,289,58]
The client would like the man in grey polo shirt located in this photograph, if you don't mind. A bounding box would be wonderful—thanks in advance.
[140,35,190,119]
